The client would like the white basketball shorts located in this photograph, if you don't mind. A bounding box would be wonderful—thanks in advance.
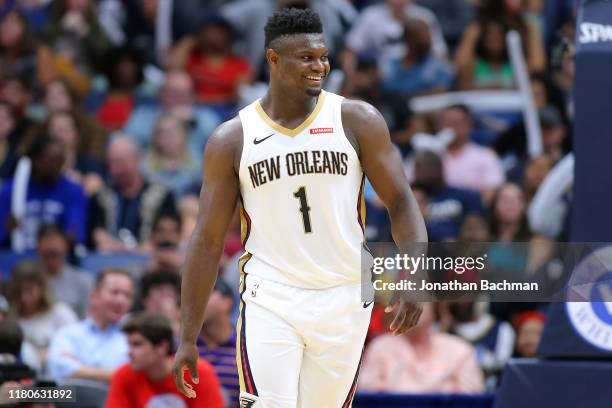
[236,271,372,408]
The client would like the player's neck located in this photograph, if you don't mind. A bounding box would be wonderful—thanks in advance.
[261,85,319,125]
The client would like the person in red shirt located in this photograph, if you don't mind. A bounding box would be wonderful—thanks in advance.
[106,312,224,408]
[169,14,253,105]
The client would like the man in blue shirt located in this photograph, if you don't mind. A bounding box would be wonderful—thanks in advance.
[380,19,454,98]
[413,150,483,241]
[0,137,87,250]
[47,268,134,383]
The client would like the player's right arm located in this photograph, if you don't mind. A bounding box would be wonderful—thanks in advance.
[173,117,243,398]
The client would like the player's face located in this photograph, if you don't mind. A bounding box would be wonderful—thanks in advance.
[273,33,330,97]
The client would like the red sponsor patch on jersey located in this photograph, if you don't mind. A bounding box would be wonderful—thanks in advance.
[310,127,334,135]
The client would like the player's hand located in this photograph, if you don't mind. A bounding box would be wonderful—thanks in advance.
[385,298,422,335]
[172,342,200,398]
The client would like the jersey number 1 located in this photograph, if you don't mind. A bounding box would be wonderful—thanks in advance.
[293,186,312,233]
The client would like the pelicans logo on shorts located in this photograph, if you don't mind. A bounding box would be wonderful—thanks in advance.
[240,392,258,408]
[251,282,260,298]
[567,245,612,351]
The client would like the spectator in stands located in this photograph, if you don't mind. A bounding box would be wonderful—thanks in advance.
[489,182,531,242]
[459,213,491,243]
[0,137,88,250]
[437,105,505,194]
[36,224,93,318]
[22,107,106,187]
[88,135,177,252]
[119,0,208,67]
[169,14,253,105]
[96,45,144,130]
[538,107,566,164]
[142,213,185,275]
[123,69,221,155]
[0,320,38,388]
[45,111,105,195]
[358,302,484,393]
[457,20,514,90]
[39,78,109,161]
[0,100,20,179]
[341,54,412,156]
[412,150,484,241]
[0,74,34,137]
[381,18,453,98]
[6,261,77,370]
[37,0,112,94]
[341,0,447,79]
[0,10,37,82]
[441,301,515,382]
[198,279,239,406]
[498,107,566,182]
[455,0,546,74]
[140,270,181,335]
[142,113,201,199]
[513,310,545,358]
[47,267,134,382]
[106,312,224,408]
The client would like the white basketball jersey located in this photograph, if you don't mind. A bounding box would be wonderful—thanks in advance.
[238,90,365,289]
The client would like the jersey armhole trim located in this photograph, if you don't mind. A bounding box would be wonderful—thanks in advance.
[238,106,254,177]
[337,97,360,162]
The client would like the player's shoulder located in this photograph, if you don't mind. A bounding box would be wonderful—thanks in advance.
[340,98,387,141]
[340,98,385,124]
[208,116,243,147]
[204,116,244,163]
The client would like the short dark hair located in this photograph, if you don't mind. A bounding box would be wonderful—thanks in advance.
[141,270,181,300]
[104,45,145,89]
[26,136,63,160]
[122,312,174,355]
[37,223,66,241]
[95,267,133,290]
[264,8,323,48]
[152,211,182,233]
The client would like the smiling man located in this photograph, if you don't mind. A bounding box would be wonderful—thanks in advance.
[173,8,427,407]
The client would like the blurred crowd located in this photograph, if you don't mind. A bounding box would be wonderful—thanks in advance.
[0,0,577,406]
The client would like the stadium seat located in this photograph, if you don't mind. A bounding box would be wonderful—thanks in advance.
[55,379,108,408]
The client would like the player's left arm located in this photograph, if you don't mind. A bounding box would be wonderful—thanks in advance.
[342,99,428,335]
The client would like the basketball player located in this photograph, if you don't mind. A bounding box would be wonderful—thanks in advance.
[173,8,427,407]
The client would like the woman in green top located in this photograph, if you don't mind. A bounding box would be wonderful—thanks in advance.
[458,20,514,91]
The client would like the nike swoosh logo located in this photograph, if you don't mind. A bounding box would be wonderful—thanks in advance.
[254,133,274,145]
[363,301,373,308]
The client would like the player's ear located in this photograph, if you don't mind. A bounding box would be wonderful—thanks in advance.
[266,48,280,66]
